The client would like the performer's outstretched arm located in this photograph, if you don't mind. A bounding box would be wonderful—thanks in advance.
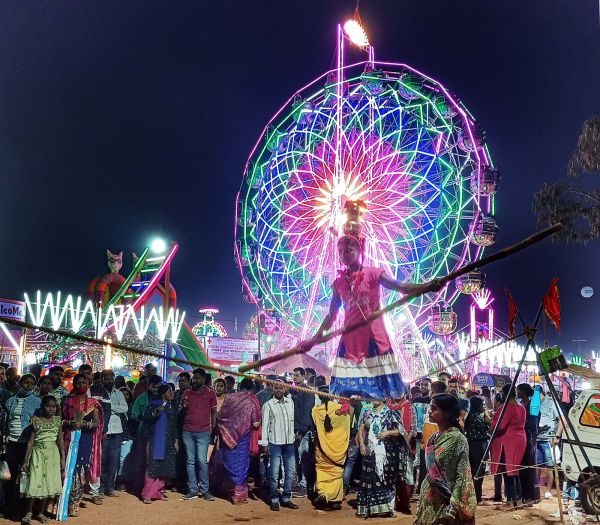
[379,272,442,295]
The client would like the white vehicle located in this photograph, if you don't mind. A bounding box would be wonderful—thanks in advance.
[560,366,600,514]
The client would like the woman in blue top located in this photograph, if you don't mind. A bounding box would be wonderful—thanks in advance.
[3,374,41,517]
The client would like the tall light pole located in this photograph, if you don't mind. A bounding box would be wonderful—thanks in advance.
[151,238,170,380]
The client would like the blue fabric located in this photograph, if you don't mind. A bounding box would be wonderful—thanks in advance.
[150,400,169,460]
[268,443,295,504]
[413,399,430,432]
[75,411,95,468]
[58,429,81,521]
[536,441,554,467]
[182,430,211,493]
[222,431,251,485]
[343,440,359,490]
[296,430,313,489]
[4,392,41,442]
[331,340,405,398]
[118,439,133,476]
[100,433,122,493]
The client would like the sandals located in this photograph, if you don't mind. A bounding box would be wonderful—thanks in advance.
[35,514,49,523]
[68,506,79,518]
[21,513,32,525]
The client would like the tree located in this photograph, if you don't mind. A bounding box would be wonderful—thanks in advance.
[533,117,600,243]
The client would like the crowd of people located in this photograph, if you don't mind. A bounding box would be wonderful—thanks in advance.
[0,360,568,524]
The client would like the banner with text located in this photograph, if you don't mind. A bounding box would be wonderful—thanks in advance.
[206,337,258,363]
[0,298,26,322]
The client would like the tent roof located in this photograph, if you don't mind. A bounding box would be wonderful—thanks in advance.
[263,352,330,377]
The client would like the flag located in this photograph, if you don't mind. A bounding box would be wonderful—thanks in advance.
[543,277,561,333]
[504,288,518,338]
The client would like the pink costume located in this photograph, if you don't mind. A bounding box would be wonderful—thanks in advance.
[490,402,526,476]
[329,266,405,399]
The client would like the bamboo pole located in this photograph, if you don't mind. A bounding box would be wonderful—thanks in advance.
[239,223,562,373]
[552,446,565,523]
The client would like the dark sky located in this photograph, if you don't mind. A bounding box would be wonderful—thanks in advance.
[1,1,599,353]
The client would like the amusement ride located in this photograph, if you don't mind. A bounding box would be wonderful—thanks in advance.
[235,18,500,378]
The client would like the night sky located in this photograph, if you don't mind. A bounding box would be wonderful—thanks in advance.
[1,1,599,353]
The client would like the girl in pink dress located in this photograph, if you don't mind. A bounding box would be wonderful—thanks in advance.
[313,201,439,399]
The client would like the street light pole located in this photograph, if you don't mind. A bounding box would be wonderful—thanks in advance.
[162,252,171,381]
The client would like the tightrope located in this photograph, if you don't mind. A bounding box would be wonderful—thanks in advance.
[474,460,558,480]
[0,317,361,403]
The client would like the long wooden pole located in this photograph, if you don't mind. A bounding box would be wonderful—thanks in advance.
[238,223,562,373]
[552,447,565,523]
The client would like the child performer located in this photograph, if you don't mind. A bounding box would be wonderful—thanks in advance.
[21,396,65,524]
[312,201,441,399]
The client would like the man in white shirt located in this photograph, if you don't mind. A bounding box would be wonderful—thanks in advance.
[100,369,128,497]
[259,381,299,512]
[537,390,560,496]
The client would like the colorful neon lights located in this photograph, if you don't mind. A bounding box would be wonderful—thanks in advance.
[23,291,185,342]
[131,243,179,310]
[0,322,20,351]
[470,288,494,343]
[192,308,228,339]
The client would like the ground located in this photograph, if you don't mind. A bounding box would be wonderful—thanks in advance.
[1,480,586,525]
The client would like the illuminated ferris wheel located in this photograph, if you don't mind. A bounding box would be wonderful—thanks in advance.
[235,21,499,374]
[191,308,227,340]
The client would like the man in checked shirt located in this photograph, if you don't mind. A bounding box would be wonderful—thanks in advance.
[259,381,299,512]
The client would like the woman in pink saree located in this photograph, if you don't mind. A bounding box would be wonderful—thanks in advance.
[61,374,103,517]
[215,378,261,504]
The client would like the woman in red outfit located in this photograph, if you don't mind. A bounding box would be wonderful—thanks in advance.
[489,384,526,508]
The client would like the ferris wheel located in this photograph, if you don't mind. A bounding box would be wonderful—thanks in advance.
[235,22,499,375]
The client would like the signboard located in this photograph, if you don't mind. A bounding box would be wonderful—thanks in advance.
[0,298,24,361]
[206,337,258,363]
[0,298,26,322]
[472,373,512,388]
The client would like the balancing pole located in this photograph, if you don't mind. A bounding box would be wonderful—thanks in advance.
[239,223,562,373]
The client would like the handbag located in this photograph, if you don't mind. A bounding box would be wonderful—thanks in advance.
[0,459,10,481]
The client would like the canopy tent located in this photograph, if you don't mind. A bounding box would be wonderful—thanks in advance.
[263,352,330,377]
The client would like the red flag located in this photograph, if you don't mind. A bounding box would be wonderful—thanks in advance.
[543,277,561,333]
[504,288,518,338]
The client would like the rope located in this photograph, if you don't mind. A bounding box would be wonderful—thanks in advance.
[0,317,358,403]
[474,460,565,479]
[0,318,530,404]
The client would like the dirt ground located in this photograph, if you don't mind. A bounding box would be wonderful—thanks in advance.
[1,478,588,525]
